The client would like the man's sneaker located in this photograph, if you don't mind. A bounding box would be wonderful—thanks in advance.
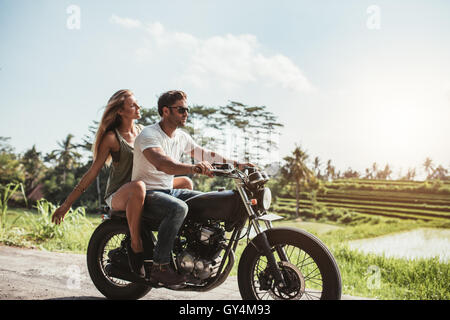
[149,263,187,286]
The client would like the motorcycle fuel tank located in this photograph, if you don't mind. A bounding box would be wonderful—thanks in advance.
[186,190,246,230]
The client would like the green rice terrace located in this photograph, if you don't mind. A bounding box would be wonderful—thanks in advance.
[273,179,450,224]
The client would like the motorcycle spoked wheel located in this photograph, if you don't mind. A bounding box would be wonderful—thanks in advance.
[87,219,151,300]
[238,227,342,300]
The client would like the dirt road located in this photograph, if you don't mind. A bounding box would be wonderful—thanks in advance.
[0,245,370,300]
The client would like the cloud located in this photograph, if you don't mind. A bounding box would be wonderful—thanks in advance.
[110,15,315,94]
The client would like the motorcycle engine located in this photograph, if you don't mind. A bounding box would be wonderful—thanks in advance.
[176,224,226,280]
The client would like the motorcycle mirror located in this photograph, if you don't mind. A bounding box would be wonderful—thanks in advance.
[260,171,269,182]
[248,171,265,186]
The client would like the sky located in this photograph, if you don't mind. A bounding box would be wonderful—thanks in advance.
[1,0,449,179]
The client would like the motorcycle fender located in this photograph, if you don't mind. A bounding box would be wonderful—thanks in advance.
[257,213,284,222]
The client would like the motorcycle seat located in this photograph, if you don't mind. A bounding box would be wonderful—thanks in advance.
[107,209,161,231]
[108,210,126,219]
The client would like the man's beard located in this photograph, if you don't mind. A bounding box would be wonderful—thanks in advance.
[176,118,187,128]
[169,109,186,128]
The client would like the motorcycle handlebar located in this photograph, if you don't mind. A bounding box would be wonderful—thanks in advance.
[212,162,234,170]
[195,162,264,181]
[210,168,233,177]
[193,163,234,176]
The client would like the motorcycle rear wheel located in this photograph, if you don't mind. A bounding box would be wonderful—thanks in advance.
[238,227,342,300]
[87,219,151,300]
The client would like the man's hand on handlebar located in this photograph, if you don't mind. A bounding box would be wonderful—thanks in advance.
[192,161,258,178]
[192,161,214,177]
[237,162,258,171]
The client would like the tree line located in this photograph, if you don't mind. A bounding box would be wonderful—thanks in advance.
[1,101,449,213]
[277,145,449,218]
[0,102,283,210]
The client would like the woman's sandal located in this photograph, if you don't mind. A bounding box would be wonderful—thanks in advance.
[126,240,145,278]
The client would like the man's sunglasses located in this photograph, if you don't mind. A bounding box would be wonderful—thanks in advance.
[167,106,189,114]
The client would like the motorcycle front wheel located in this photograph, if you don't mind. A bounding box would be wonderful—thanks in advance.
[238,227,342,300]
[86,219,151,300]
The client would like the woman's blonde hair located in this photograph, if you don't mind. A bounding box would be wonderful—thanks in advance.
[92,89,133,166]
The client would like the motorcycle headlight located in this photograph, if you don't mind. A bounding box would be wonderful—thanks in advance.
[258,187,272,211]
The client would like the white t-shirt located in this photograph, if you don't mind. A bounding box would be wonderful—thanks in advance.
[132,123,199,190]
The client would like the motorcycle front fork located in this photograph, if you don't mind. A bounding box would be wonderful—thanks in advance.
[251,228,288,287]
[237,185,288,287]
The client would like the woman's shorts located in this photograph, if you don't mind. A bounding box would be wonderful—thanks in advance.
[105,192,116,209]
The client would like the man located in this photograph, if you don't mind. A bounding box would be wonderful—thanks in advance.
[132,90,252,286]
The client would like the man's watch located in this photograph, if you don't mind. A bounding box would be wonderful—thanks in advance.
[192,165,202,174]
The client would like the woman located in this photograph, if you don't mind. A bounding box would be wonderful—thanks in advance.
[52,89,148,277]
[52,89,193,277]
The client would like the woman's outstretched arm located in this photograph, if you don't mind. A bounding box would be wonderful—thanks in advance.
[52,133,115,224]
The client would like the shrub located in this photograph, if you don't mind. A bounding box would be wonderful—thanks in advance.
[0,182,27,234]
[22,199,92,242]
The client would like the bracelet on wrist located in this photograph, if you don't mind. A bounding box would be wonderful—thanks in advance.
[61,202,71,210]
[74,185,85,193]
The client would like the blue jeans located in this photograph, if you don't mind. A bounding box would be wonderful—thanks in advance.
[143,189,203,264]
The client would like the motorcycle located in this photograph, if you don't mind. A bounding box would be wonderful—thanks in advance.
[87,163,342,300]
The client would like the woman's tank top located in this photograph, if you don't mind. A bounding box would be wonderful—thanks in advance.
[104,124,143,200]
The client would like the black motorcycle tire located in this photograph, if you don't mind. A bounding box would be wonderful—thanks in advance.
[87,219,151,300]
[238,227,342,300]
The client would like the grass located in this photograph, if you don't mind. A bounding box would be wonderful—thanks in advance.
[332,245,449,299]
[275,218,449,299]
[229,217,450,299]
[0,203,102,253]
[1,201,448,300]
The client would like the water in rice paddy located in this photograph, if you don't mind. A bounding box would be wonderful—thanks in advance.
[348,228,450,262]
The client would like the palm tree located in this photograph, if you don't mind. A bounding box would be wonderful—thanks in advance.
[403,167,416,180]
[20,145,45,195]
[313,156,322,179]
[325,159,335,181]
[384,164,393,180]
[376,164,392,180]
[281,146,314,218]
[46,134,81,183]
[371,162,378,180]
[364,168,372,179]
[0,136,14,154]
[343,167,360,178]
[423,157,434,180]
[429,165,449,180]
